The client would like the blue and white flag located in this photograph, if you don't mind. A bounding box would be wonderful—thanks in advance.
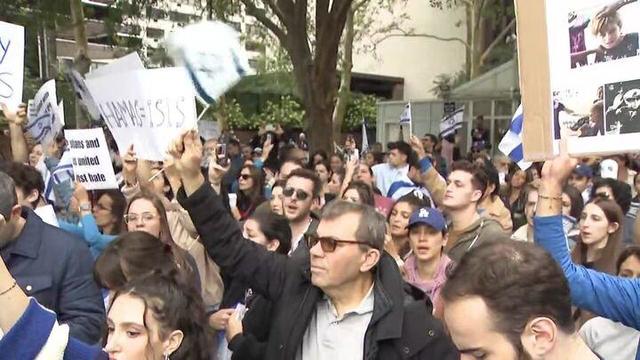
[400,103,412,125]
[498,105,532,170]
[439,106,465,138]
[167,21,251,105]
[361,119,369,155]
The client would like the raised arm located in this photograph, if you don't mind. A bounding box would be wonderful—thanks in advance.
[534,140,640,330]
[170,131,290,301]
[1,103,29,164]
[409,135,446,206]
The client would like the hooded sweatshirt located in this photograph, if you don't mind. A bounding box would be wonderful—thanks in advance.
[403,254,452,307]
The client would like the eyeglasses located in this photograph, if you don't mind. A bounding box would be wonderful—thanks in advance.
[283,187,310,201]
[239,174,251,181]
[306,234,373,253]
[124,212,158,224]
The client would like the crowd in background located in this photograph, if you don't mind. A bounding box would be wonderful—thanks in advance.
[3,100,640,359]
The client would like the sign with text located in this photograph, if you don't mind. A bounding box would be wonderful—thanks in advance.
[85,67,198,160]
[26,79,62,145]
[0,21,24,111]
[65,128,118,190]
[516,0,640,159]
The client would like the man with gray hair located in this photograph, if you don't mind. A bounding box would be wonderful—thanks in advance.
[169,130,458,359]
[0,171,105,343]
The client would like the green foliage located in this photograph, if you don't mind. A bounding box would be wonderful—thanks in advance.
[344,94,378,130]
[431,70,468,99]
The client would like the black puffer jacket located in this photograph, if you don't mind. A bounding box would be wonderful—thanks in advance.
[178,182,459,360]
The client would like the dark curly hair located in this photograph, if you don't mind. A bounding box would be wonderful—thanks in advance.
[109,271,212,360]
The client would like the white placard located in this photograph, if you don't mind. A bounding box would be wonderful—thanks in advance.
[547,0,640,155]
[25,79,62,145]
[85,67,198,160]
[65,128,118,190]
[86,52,144,79]
[167,21,250,104]
[64,66,102,121]
[0,21,24,111]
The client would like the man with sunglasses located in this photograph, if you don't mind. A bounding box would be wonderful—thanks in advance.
[282,168,321,254]
[170,130,458,360]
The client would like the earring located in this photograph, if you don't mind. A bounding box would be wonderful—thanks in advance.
[163,354,170,360]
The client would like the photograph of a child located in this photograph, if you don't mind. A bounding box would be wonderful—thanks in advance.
[569,0,640,69]
[605,78,640,134]
[553,87,605,139]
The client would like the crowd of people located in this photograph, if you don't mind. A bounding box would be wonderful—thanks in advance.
[3,100,640,359]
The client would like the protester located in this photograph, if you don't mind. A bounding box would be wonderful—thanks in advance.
[502,166,528,229]
[58,184,126,257]
[569,164,594,203]
[402,207,451,309]
[329,153,344,175]
[0,162,46,209]
[168,131,459,359]
[439,160,510,261]
[309,150,328,167]
[124,190,224,309]
[277,159,303,181]
[269,180,286,216]
[326,169,344,198]
[476,159,513,232]
[0,249,211,359]
[372,141,411,196]
[0,171,105,343]
[511,184,538,243]
[313,160,333,204]
[235,165,266,221]
[342,180,375,207]
[580,246,640,360]
[387,192,432,262]
[281,168,321,253]
[220,208,291,359]
[421,133,447,177]
[441,240,600,359]
[534,144,640,358]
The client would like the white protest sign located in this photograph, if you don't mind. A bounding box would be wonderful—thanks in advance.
[86,52,144,79]
[65,128,118,190]
[0,21,24,111]
[25,79,62,145]
[85,67,198,161]
[167,21,250,104]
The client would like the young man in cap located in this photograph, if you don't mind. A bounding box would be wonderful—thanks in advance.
[569,164,593,203]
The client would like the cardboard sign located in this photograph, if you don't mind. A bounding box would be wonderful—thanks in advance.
[0,21,24,111]
[167,21,250,104]
[85,67,198,161]
[25,79,62,145]
[516,0,640,160]
[65,128,118,190]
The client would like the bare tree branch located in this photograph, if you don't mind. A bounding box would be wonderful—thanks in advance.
[479,17,515,65]
[378,30,470,49]
[240,0,287,43]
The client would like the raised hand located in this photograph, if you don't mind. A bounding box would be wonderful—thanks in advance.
[122,144,139,186]
[167,130,205,195]
[540,138,578,190]
[409,134,426,160]
[1,103,27,127]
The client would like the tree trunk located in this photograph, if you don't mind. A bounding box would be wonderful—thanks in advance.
[331,6,355,143]
[70,0,91,75]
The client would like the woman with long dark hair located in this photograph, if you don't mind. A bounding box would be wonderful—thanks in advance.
[235,165,265,221]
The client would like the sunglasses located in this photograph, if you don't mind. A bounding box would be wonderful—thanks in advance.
[239,174,251,181]
[306,234,372,253]
[283,187,311,201]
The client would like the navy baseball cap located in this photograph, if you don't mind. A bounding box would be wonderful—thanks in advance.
[573,164,593,179]
[408,207,447,232]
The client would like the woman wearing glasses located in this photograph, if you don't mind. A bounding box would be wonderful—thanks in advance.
[124,190,224,315]
[235,165,266,221]
[59,183,127,258]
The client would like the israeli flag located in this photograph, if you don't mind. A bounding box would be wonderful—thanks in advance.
[498,105,532,170]
[399,103,412,125]
[439,107,465,138]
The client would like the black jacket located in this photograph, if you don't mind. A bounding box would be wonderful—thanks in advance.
[178,182,459,360]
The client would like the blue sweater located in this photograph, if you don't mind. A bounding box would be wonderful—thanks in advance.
[0,298,106,359]
[534,215,640,359]
[59,214,117,258]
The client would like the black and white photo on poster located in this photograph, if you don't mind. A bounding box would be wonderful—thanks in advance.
[604,78,640,134]
[552,86,605,139]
